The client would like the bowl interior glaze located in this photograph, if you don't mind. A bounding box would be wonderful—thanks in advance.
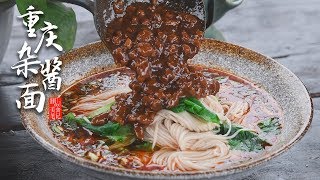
[21,39,313,179]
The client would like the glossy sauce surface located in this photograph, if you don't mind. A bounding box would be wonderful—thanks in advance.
[101,0,219,138]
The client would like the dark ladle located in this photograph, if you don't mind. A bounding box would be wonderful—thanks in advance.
[1,0,243,46]
[55,0,206,45]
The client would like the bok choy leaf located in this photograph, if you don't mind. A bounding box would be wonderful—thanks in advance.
[171,97,220,124]
[219,123,271,152]
[258,117,282,135]
[64,113,134,142]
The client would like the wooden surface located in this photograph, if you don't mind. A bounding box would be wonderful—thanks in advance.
[0,0,319,179]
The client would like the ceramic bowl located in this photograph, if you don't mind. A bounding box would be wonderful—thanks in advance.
[21,39,313,179]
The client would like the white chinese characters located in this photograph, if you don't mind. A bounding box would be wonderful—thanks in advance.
[18,5,43,38]
[41,57,62,91]
[35,21,63,53]
[12,6,63,113]
[11,41,41,78]
[16,84,45,113]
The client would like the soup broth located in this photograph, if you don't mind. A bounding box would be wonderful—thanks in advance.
[50,66,283,171]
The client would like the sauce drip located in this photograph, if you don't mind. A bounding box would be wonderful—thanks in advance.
[100,0,219,139]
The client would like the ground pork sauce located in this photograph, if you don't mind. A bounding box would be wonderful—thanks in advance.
[95,0,220,139]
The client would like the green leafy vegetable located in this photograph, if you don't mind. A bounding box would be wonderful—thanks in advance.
[64,113,134,142]
[16,0,77,51]
[219,123,271,152]
[44,1,76,51]
[258,117,282,135]
[133,141,154,152]
[172,97,272,152]
[62,115,77,130]
[107,124,134,142]
[109,136,136,150]
[51,124,63,134]
[88,102,115,118]
[171,97,220,124]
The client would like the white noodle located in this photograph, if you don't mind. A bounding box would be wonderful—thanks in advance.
[70,90,252,172]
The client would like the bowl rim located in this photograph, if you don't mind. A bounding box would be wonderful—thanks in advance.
[21,39,313,179]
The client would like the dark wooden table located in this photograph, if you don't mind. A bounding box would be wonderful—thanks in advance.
[1,1,319,179]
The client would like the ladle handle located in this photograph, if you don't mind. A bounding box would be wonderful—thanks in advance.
[204,0,243,40]
[205,0,243,26]
[53,0,94,14]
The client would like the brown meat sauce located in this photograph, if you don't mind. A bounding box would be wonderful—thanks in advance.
[99,0,219,138]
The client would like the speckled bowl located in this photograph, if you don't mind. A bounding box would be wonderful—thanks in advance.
[21,39,313,179]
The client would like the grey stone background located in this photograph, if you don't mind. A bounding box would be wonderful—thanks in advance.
[0,0,319,179]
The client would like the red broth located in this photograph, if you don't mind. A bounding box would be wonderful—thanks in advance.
[50,66,283,171]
